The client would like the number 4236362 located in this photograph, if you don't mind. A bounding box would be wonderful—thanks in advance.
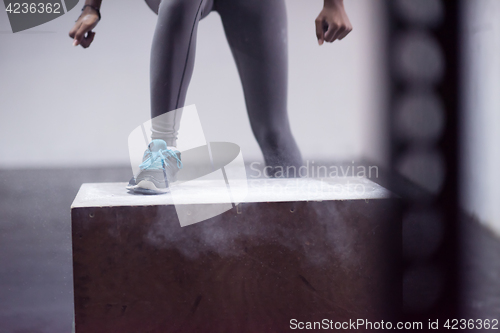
[5,2,62,14]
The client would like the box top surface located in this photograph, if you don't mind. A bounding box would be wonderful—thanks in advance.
[71,177,392,208]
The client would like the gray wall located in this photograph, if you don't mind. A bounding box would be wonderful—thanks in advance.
[462,0,500,235]
[0,0,386,168]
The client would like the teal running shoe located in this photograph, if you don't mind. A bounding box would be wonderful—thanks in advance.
[126,139,183,195]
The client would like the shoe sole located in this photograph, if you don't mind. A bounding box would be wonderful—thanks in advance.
[126,180,170,195]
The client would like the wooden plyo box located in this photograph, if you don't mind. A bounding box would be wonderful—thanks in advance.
[71,178,401,333]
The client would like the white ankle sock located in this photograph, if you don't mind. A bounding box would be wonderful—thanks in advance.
[151,108,183,147]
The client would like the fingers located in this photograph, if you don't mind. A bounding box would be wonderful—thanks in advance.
[324,23,339,42]
[79,31,95,48]
[69,21,95,48]
[338,26,352,40]
[315,18,325,45]
[72,22,89,46]
[330,26,346,42]
[68,22,80,40]
[323,22,352,43]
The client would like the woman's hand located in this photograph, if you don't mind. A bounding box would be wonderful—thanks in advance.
[315,0,352,45]
[69,6,100,48]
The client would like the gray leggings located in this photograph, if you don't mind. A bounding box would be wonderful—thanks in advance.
[149,0,302,175]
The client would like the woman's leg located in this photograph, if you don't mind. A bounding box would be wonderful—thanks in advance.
[150,0,214,147]
[215,0,303,177]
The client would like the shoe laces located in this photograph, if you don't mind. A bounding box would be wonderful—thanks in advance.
[139,148,183,170]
